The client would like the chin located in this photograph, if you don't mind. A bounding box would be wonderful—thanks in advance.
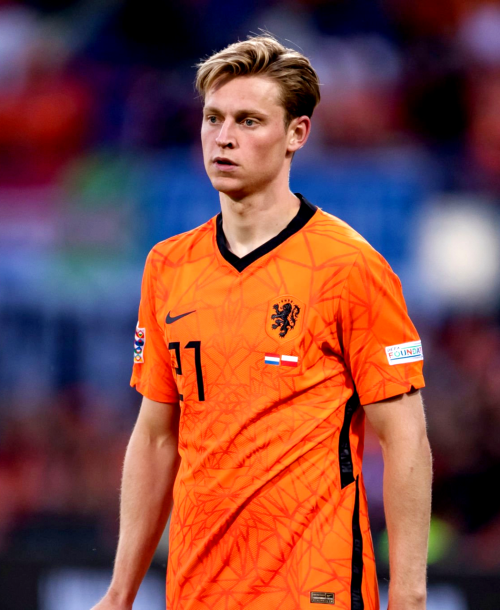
[210,176,245,196]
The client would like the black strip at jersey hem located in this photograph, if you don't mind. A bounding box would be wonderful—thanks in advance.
[351,476,364,610]
[216,193,317,273]
[339,393,359,489]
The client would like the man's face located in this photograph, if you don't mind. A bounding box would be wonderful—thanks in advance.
[201,76,294,199]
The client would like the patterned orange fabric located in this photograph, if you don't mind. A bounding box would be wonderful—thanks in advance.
[131,195,424,610]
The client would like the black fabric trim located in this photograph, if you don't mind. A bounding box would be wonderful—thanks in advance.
[351,476,364,610]
[168,341,182,375]
[216,193,317,272]
[338,393,359,489]
[185,340,205,401]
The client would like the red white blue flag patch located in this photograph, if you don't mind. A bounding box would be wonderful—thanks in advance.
[265,353,280,366]
[134,325,146,363]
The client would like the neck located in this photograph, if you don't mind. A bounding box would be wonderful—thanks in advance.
[219,183,301,258]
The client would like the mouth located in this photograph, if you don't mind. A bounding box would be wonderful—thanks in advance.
[213,157,238,170]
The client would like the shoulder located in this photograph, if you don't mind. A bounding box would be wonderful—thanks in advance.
[308,207,392,272]
[145,216,216,272]
[311,210,403,299]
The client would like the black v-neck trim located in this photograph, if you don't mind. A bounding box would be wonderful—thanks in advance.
[216,193,317,273]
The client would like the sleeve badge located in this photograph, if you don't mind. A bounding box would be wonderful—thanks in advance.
[134,325,146,363]
[385,340,423,365]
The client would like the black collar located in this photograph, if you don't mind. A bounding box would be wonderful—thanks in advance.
[216,193,317,273]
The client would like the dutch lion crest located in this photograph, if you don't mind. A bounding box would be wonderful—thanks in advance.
[271,300,301,338]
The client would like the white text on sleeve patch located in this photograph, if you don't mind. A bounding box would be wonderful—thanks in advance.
[134,325,146,363]
[385,340,423,366]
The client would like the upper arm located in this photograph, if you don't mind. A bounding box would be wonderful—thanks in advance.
[130,250,180,404]
[338,246,425,406]
[364,390,428,447]
[134,396,180,446]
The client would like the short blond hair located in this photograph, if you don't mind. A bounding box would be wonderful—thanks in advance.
[195,35,321,127]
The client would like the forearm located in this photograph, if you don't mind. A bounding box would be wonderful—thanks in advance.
[107,423,181,606]
[382,431,432,608]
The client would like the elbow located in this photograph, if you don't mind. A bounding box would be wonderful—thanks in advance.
[133,425,179,452]
[379,426,432,462]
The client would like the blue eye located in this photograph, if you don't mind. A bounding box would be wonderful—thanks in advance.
[244,119,255,126]
[208,116,217,123]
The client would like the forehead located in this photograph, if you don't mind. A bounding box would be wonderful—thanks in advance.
[204,75,283,114]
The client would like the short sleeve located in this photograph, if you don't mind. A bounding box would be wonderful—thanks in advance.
[338,246,425,406]
[130,250,179,403]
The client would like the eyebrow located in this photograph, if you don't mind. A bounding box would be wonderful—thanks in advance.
[203,106,268,119]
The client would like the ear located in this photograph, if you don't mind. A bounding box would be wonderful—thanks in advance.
[286,115,311,153]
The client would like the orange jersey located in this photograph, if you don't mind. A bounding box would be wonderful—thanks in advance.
[131,195,424,610]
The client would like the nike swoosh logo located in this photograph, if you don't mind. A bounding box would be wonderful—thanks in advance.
[166,310,196,324]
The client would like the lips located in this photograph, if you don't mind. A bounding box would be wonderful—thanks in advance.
[213,157,237,168]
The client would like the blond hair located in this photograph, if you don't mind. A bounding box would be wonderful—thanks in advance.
[195,35,321,127]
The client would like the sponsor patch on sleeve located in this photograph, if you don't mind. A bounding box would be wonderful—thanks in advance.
[134,325,146,363]
[385,340,423,366]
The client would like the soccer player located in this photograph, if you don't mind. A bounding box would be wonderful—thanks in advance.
[92,35,432,610]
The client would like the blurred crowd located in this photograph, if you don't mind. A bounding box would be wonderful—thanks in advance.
[2,0,500,186]
[1,0,500,574]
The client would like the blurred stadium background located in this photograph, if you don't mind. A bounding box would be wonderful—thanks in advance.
[1,0,500,608]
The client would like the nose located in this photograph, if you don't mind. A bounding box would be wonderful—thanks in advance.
[215,119,235,149]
